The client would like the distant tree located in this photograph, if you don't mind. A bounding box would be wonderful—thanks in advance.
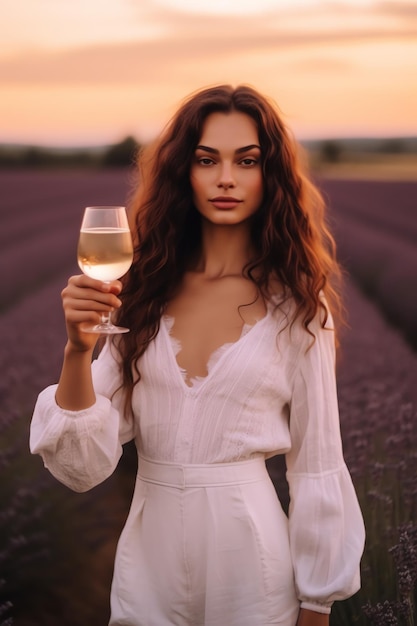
[102,136,139,167]
[0,147,21,167]
[320,140,342,163]
[23,147,49,167]
[0,145,101,168]
[379,138,407,154]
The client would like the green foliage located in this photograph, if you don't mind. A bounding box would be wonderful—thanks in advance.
[379,138,408,154]
[101,136,139,167]
[320,140,343,163]
[0,136,141,169]
[0,145,101,169]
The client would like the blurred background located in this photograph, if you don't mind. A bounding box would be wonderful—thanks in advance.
[1,1,416,624]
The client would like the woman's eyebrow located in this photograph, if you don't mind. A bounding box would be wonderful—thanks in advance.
[195,145,218,154]
[236,144,261,154]
[195,144,261,154]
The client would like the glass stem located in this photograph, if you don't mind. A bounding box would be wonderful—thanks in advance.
[101,281,112,325]
[101,312,112,325]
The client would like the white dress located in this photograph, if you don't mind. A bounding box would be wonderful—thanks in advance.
[30,298,365,625]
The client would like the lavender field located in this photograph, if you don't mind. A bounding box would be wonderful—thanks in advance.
[0,169,416,625]
[319,178,417,350]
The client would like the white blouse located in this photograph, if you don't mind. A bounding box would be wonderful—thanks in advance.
[30,298,365,614]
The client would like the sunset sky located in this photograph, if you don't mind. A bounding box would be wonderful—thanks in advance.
[1,0,417,147]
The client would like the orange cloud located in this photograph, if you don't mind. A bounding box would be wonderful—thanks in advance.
[1,0,416,144]
[0,25,415,86]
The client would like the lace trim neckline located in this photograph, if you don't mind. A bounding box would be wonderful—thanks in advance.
[163,314,258,389]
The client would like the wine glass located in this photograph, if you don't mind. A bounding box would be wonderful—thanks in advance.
[77,206,133,334]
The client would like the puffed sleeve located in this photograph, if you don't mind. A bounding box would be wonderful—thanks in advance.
[30,339,135,493]
[285,311,365,614]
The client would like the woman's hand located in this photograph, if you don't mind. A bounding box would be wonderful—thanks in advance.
[61,274,122,352]
[296,608,330,626]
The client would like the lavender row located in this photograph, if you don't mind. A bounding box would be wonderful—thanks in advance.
[0,169,133,312]
[0,170,133,625]
[319,178,417,350]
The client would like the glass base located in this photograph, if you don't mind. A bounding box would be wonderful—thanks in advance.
[82,323,130,334]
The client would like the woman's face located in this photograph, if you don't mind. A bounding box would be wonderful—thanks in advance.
[190,111,263,227]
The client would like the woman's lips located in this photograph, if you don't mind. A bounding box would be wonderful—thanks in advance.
[209,196,242,210]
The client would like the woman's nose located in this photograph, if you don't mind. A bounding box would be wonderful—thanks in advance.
[217,162,235,189]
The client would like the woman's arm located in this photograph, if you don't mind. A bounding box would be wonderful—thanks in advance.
[297,609,329,626]
[55,274,122,410]
[30,275,133,492]
[285,308,365,613]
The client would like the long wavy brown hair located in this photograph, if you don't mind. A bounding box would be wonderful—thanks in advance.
[115,84,343,411]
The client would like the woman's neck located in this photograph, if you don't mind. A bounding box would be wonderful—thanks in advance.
[193,221,255,278]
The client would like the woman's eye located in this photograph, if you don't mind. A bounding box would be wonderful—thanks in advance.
[198,157,215,166]
[240,157,258,166]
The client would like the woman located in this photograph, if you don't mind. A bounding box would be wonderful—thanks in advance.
[30,84,365,626]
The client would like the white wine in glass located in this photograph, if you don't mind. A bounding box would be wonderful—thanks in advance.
[77,206,133,334]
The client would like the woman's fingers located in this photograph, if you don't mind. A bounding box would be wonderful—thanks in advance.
[60,275,124,350]
[63,292,121,313]
[62,276,122,311]
[63,275,121,297]
[65,274,123,294]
